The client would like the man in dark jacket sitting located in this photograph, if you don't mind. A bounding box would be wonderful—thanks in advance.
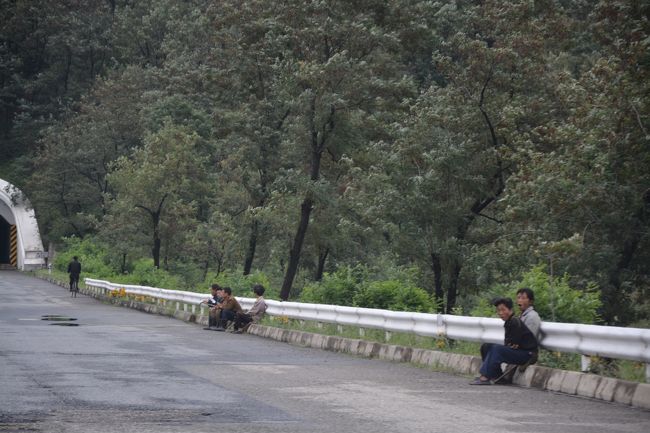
[470,297,538,385]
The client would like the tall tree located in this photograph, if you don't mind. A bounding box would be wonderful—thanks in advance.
[27,67,151,241]
[502,0,650,324]
[106,124,209,268]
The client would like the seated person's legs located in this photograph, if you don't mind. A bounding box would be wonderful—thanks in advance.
[480,344,533,380]
[204,307,221,330]
[234,312,253,331]
[218,309,236,329]
[480,343,493,361]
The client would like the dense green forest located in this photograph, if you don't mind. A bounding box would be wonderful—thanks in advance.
[1,0,648,326]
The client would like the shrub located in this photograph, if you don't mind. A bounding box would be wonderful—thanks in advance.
[300,266,365,305]
[54,236,114,279]
[393,285,436,312]
[470,264,602,324]
[353,280,434,312]
[113,258,182,289]
[205,270,277,299]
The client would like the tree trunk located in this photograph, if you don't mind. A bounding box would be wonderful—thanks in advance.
[280,98,331,300]
[315,247,329,281]
[243,219,259,275]
[446,260,462,314]
[280,197,314,300]
[604,191,649,324]
[137,194,167,270]
[152,215,161,269]
[431,252,444,312]
[201,259,209,282]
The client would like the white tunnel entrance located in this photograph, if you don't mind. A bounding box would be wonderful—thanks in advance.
[0,179,46,270]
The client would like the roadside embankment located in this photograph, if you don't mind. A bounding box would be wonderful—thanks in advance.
[40,274,650,411]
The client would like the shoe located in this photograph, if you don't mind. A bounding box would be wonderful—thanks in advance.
[469,378,492,385]
[213,327,225,332]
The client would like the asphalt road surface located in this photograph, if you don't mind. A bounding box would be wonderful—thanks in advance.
[1,271,649,433]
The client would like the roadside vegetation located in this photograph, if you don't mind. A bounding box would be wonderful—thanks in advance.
[4,1,648,336]
[34,236,647,383]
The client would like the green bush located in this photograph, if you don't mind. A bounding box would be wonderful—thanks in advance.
[300,266,365,305]
[113,258,183,289]
[54,236,114,279]
[205,270,277,299]
[393,285,436,312]
[470,264,602,324]
[353,280,434,312]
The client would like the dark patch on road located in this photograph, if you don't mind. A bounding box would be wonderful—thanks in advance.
[41,315,77,321]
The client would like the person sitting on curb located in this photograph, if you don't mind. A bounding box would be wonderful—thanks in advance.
[517,287,541,342]
[214,287,242,331]
[470,297,538,385]
[201,284,223,331]
[480,287,543,384]
[232,284,268,334]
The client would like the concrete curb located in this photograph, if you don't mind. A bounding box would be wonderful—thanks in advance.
[246,324,650,411]
[38,275,650,411]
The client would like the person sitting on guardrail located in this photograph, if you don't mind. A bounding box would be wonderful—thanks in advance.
[201,284,223,331]
[232,284,268,334]
[470,297,538,385]
[213,287,243,331]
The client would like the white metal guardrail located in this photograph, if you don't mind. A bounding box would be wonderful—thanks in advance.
[84,278,650,379]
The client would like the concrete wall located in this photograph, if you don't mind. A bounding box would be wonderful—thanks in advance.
[0,179,46,270]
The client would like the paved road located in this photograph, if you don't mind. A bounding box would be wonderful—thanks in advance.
[1,271,649,433]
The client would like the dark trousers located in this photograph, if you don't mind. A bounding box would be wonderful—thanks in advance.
[220,309,237,323]
[479,344,533,379]
[480,343,493,361]
[234,312,253,330]
[208,308,221,327]
[69,273,79,291]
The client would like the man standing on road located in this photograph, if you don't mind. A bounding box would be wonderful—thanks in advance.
[67,256,81,298]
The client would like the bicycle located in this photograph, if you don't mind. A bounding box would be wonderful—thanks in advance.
[70,275,79,298]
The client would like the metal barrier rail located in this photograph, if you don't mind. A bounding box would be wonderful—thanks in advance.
[84,278,650,378]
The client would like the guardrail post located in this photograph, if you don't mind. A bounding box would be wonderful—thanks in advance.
[191,304,196,314]
[581,355,591,372]
[337,325,343,334]
[359,328,365,337]
[316,322,323,329]
[385,331,391,342]
[183,303,188,312]
[646,363,650,383]
[175,301,180,311]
